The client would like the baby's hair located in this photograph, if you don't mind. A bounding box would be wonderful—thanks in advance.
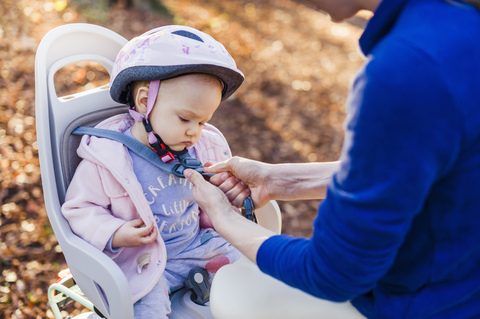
[186,73,225,91]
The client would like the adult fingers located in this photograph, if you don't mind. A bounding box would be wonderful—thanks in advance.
[184,168,208,187]
[208,171,231,186]
[231,187,251,208]
[202,160,232,174]
[185,168,231,213]
[221,177,248,203]
[203,161,213,168]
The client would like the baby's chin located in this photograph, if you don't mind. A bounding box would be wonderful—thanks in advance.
[169,144,190,152]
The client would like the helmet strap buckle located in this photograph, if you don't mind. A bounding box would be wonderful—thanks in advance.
[141,114,187,164]
[142,118,153,133]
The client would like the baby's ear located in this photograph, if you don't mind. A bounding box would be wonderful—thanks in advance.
[134,85,149,115]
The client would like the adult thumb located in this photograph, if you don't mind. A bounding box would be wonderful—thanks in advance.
[183,169,204,186]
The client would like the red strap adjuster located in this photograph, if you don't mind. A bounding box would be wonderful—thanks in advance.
[160,151,175,163]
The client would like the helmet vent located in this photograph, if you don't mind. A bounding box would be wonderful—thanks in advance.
[172,30,204,43]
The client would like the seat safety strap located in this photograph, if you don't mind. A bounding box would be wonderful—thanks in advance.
[72,126,256,221]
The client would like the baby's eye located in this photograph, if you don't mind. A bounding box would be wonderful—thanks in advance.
[179,116,190,122]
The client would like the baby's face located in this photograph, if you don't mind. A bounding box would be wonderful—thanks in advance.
[148,74,223,152]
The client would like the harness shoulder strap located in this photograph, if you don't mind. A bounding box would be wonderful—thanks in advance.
[72,126,206,177]
[72,126,256,221]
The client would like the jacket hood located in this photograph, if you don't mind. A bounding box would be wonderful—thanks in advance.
[76,114,135,173]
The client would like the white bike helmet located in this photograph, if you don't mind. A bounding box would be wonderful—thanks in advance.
[109,25,244,163]
[110,25,244,105]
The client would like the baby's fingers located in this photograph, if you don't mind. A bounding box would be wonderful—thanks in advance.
[138,221,158,243]
[129,218,146,228]
[135,221,153,236]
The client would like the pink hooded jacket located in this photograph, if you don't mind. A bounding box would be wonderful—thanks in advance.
[62,113,232,302]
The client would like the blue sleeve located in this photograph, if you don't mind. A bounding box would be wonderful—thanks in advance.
[105,234,121,253]
[257,42,461,301]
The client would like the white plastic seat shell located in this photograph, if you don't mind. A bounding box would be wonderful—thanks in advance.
[35,23,134,319]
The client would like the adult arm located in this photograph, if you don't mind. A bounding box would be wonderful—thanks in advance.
[205,157,341,208]
[256,44,460,301]
[185,168,276,262]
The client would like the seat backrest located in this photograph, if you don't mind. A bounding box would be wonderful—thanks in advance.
[35,23,128,202]
[61,105,129,190]
[35,23,134,319]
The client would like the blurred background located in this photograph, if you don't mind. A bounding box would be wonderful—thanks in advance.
[0,0,367,317]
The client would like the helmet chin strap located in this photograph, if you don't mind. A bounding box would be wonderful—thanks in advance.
[129,80,187,163]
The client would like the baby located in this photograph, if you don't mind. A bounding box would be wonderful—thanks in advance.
[62,25,245,318]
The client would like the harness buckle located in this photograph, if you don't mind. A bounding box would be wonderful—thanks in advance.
[180,157,203,169]
[184,268,210,305]
[172,164,185,177]
[243,197,257,223]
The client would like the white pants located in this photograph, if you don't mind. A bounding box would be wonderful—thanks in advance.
[210,257,367,319]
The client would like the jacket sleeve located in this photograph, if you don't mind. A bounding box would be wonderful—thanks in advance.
[62,159,127,254]
[257,41,461,301]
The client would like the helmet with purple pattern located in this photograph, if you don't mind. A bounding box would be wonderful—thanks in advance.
[109,25,244,105]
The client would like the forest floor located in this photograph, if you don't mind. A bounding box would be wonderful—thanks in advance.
[0,0,367,317]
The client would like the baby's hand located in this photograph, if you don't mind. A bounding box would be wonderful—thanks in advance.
[112,218,158,248]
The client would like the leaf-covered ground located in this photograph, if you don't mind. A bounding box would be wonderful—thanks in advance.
[0,0,366,317]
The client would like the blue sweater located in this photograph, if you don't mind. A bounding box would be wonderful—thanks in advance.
[257,0,480,317]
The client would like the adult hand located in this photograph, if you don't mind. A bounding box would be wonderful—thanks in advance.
[204,157,273,208]
[206,162,251,208]
[111,218,158,248]
[185,168,276,263]
[184,168,237,225]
